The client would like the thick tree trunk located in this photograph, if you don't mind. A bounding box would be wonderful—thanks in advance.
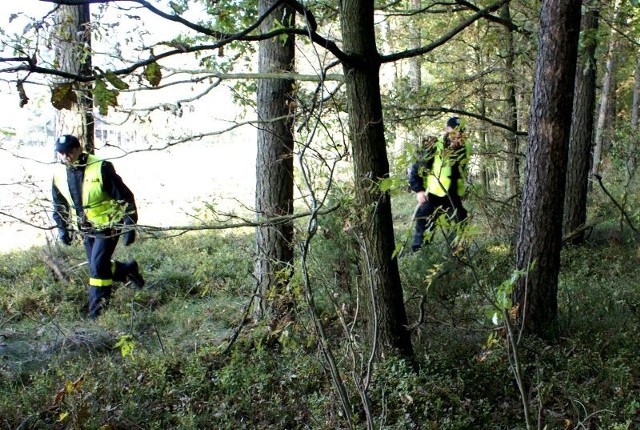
[513,0,581,341]
[339,0,413,357]
[254,0,296,320]
[53,4,94,152]
[563,6,598,244]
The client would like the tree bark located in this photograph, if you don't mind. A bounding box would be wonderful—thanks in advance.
[254,0,296,320]
[339,0,413,357]
[408,0,422,92]
[475,43,491,193]
[632,55,640,129]
[53,4,94,152]
[501,3,521,199]
[591,1,620,178]
[513,0,581,341]
[563,6,598,244]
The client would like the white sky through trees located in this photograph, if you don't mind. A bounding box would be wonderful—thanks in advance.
[0,1,257,252]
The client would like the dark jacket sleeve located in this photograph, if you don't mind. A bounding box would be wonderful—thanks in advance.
[52,181,71,231]
[101,161,138,224]
[408,162,425,193]
[408,148,435,193]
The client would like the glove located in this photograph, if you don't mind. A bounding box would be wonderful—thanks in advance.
[123,229,136,246]
[58,229,72,246]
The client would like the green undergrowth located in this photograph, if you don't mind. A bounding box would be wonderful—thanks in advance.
[1,217,640,429]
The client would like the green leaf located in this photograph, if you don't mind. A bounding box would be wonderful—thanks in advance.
[114,334,136,358]
[169,1,187,14]
[104,70,129,90]
[378,177,394,192]
[144,62,162,87]
[93,79,119,115]
[51,83,77,110]
[272,18,290,46]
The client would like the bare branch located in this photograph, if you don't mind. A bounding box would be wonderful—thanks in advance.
[594,174,640,237]
[380,0,512,63]
[138,204,341,234]
[38,0,352,66]
[455,0,525,33]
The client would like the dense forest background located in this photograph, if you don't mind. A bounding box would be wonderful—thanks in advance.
[1,0,640,428]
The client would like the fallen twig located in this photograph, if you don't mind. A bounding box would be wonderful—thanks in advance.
[42,252,69,283]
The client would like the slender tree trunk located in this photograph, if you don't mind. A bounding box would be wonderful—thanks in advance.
[339,0,413,357]
[53,4,94,153]
[591,1,620,177]
[254,0,296,320]
[474,41,491,193]
[631,55,640,129]
[563,6,599,243]
[502,3,521,198]
[408,0,422,92]
[513,0,581,341]
[591,44,614,177]
[479,88,490,192]
[629,54,640,174]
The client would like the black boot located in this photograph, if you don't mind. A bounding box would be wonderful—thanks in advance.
[89,285,112,319]
[126,260,145,289]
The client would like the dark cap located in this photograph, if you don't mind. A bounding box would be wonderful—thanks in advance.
[446,116,461,129]
[55,135,81,153]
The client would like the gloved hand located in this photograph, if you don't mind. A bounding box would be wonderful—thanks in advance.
[58,229,72,246]
[123,230,136,246]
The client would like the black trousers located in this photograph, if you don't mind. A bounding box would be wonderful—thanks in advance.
[84,229,128,318]
[411,193,468,251]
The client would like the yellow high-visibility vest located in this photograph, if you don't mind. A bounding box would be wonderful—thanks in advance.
[53,154,125,229]
[426,138,471,197]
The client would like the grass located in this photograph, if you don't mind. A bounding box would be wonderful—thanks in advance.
[1,189,640,429]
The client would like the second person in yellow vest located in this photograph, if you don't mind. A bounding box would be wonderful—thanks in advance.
[408,116,471,252]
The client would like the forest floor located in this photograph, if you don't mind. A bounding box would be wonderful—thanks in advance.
[1,188,640,429]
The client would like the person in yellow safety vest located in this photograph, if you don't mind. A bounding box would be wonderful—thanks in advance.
[52,134,145,319]
[408,116,471,252]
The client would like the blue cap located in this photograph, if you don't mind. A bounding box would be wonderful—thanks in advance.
[446,116,461,129]
[55,135,81,153]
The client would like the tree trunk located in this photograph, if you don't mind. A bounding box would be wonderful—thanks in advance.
[591,2,620,178]
[254,0,296,320]
[53,4,94,153]
[408,0,422,92]
[339,0,413,358]
[513,0,581,341]
[475,42,491,193]
[563,6,599,244]
[632,55,640,129]
[501,3,521,199]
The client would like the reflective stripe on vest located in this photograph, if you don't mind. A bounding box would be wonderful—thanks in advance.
[426,139,470,197]
[53,154,125,229]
